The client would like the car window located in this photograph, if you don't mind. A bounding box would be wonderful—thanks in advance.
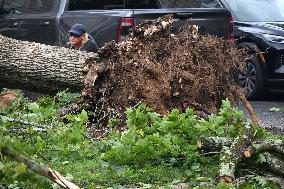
[125,0,158,9]
[2,0,26,14]
[26,0,58,14]
[69,0,125,10]
[158,0,221,8]
[68,0,159,10]
[223,0,284,22]
[172,0,202,8]
[159,0,175,8]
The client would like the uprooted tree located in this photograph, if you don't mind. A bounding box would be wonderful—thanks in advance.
[1,15,283,185]
[0,15,256,121]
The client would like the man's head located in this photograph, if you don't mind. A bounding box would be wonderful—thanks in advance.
[68,23,86,48]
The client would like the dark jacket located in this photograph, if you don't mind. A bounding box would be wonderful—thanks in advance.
[66,34,98,53]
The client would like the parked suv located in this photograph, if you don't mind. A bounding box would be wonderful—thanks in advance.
[0,0,232,48]
[202,0,284,99]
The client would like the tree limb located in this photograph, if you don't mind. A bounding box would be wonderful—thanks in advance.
[244,139,284,158]
[197,137,284,158]
[0,146,80,189]
[0,115,53,132]
[262,153,284,177]
[197,136,233,152]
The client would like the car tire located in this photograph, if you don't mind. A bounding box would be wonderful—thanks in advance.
[237,58,266,100]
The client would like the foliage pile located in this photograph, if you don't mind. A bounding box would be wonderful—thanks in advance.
[1,92,283,188]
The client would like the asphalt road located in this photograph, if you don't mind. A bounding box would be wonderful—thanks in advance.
[238,98,284,135]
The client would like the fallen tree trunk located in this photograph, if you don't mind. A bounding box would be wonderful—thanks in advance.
[1,146,80,189]
[0,34,97,94]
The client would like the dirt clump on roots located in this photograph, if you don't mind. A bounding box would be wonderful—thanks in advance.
[80,15,247,129]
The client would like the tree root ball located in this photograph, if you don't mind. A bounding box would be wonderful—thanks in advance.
[80,15,248,124]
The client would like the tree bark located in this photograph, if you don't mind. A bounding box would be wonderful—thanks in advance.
[1,146,80,189]
[198,137,284,158]
[262,153,284,177]
[198,135,284,181]
[219,124,255,183]
[0,34,97,94]
[218,137,251,183]
[197,137,233,152]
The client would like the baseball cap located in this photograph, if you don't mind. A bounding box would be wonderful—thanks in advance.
[68,23,86,36]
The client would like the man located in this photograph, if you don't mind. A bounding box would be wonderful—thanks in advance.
[66,23,98,53]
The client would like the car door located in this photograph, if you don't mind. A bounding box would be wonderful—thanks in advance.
[0,0,27,39]
[16,0,59,45]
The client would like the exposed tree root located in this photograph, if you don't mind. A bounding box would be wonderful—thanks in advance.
[235,88,259,126]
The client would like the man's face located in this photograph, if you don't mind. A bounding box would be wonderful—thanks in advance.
[69,32,83,46]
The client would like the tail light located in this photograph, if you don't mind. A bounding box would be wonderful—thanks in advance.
[228,16,234,41]
[117,17,134,43]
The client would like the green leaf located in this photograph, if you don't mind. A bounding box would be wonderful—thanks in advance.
[14,163,27,176]
[0,162,4,170]
[62,161,70,165]
[79,110,88,122]
[257,154,267,164]
[28,102,40,113]
[1,115,9,124]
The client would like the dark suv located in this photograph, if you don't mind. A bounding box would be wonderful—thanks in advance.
[202,0,284,99]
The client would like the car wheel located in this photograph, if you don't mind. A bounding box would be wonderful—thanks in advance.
[237,58,266,100]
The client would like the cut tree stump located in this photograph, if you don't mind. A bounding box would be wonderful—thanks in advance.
[219,137,251,183]
[218,124,255,183]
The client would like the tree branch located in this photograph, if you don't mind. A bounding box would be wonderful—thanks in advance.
[0,146,80,189]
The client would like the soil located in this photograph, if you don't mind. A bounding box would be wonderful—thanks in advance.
[79,15,248,131]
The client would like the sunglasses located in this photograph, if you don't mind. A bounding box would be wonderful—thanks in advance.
[69,32,81,38]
